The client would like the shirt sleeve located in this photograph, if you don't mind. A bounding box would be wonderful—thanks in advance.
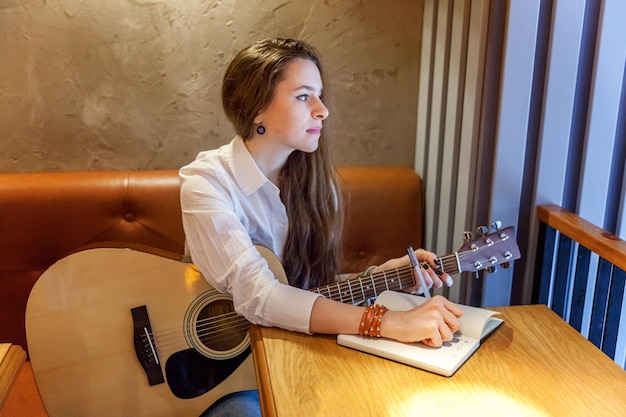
[180,172,322,334]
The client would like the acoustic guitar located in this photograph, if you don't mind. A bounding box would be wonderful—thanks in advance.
[26,226,519,417]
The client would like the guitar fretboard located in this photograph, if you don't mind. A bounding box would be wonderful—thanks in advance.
[309,253,461,305]
[310,267,412,305]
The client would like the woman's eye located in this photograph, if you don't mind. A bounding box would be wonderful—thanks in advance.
[296,94,309,101]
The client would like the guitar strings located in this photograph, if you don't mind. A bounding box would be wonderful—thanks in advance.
[140,313,253,355]
[142,239,507,355]
[315,267,415,303]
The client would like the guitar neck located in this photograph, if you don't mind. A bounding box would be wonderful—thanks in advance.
[309,252,461,305]
[306,226,520,305]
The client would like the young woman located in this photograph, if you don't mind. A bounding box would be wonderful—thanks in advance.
[180,38,463,417]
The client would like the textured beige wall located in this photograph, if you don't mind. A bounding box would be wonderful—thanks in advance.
[0,0,422,172]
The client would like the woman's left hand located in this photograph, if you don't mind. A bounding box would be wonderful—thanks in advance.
[373,248,453,294]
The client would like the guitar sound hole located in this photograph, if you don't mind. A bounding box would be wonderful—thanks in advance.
[196,300,251,352]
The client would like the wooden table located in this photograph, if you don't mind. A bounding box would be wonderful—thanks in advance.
[250,305,626,416]
[0,344,26,410]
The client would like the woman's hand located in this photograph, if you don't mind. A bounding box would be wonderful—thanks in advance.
[373,248,453,294]
[380,295,464,347]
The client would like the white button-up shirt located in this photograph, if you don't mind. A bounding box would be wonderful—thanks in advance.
[180,136,322,333]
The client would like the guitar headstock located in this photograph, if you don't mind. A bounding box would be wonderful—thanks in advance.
[454,224,521,273]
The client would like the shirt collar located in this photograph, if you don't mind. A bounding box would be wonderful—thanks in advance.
[231,136,273,195]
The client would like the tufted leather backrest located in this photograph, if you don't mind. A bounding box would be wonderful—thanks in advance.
[339,167,423,272]
[0,167,422,353]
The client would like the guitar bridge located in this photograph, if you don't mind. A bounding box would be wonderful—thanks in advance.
[131,305,165,386]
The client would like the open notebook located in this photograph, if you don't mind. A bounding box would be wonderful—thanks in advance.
[337,290,503,377]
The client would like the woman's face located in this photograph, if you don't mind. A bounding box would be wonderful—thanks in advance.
[254,58,329,155]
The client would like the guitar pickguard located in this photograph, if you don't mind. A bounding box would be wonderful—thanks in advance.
[165,346,252,399]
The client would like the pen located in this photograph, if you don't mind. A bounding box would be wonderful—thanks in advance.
[406,246,431,299]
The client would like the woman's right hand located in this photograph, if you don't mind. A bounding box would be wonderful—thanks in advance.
[379,295,464,347]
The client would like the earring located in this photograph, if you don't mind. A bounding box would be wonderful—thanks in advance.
[256,125,265,135]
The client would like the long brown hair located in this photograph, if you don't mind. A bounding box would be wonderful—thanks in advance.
[222,38,343,289]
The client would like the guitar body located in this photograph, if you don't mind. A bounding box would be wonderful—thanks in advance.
[25,247,284,417]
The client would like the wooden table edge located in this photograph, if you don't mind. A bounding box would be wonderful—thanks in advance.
[250,325,277,417]
[0,345,27,410]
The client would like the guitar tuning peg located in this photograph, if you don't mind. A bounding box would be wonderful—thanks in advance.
[501,262,511,269]
[491,220,502,231]
[486,266,497,274]
[463,231,473,241]
[476,226,488,236]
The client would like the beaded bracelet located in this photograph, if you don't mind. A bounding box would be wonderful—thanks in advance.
[359,304,388,337]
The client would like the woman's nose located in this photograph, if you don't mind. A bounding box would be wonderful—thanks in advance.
[314,99,329,120]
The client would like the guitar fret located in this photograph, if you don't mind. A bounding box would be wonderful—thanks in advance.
[438,254,461,275]
[336,282,343,303]
[358,280,366,302]
[436,258,445,274]
[370,275,377,298]
[383,270,390,291]
[346,280,355,304]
